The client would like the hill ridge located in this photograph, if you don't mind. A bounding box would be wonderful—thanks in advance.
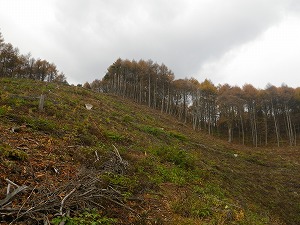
[1,78,300,224]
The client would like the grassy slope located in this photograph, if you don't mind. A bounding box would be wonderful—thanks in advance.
[0,78,300,224]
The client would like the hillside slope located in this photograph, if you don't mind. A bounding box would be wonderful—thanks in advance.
[0,78,300,224]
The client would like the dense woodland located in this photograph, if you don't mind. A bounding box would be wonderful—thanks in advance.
[87,58,300,147]
[0,32,66,83]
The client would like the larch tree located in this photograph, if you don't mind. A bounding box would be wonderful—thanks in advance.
[96,58,299,147]
[266,85,281,147]
[242,84,259,147]
[279,85,296,146]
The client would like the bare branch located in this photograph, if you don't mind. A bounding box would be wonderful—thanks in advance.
[5,178,20,188]
[112,144,123,162]
[94,150,100,162]
[0,185,28,207]
[59,187,76,216]
[6,184,11,195]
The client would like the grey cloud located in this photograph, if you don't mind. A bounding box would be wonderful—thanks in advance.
[287,0,300,13]
[46,0,295,83]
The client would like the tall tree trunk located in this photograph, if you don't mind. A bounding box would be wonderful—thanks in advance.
[240,112,245,145]
[264,114,268,146]
[271,100,280,147]
[139,81,142,104]
[228,123,232,143]
[253,106,258,147]
[294,125,297,146]
[183,92,187,123]
[161,82,165,113]
[153,78,157,109]
[148,75,151,108]
[285,105,294,146]
[208,103,211,135]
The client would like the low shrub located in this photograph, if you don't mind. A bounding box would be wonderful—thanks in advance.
[0,144,28,161]
[168,131,187,141]
[52,209,117,225]
[151,146,195,170]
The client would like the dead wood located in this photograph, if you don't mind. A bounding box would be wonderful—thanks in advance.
[0,165,139,224]
[5,178,20,188]
[94,150,100,162]
[0,185,28,207]
[100,145,129,174]
[59,187,76,216]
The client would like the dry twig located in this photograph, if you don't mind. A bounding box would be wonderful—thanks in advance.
[59,187,76,216]
[1,167,139,224]
[0,185,28,207]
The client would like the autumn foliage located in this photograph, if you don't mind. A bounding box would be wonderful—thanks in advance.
[90,58,300,147]
[0,32,66,83]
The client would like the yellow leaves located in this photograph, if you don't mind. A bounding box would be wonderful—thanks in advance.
[0,105,12,116]
[0,91,10,100]
[295,87,300,101]
[234,209,245,221]
[47,137,54,145]
[200,79,217,95]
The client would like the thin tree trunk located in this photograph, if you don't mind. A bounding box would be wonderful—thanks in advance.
[285,105,294,146]
[139,81,142,104]
[294,125,297,146]
[148,75,151,107]
[271,100,280,147]
[161,83,165,113]
[228,123,232,143]
[240,113,245,145]
[264,114,268,146]
[253,106,258,147]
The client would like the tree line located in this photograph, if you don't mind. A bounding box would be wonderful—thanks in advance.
[0,32,66,83]
[86,58,300,147]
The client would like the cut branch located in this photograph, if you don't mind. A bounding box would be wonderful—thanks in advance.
[59,187,76,216]
[94,150,100,162]
[5,178,20,188]
[112,144,123,163]
[0,185,28,207]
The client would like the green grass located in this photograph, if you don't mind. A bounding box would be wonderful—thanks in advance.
[140,125,187,142]
[150,145,195,169]
[52,209,117,225]
[0,105,12,116]
[104,131,125,142]
[1,78,299,224]
[168,130,187,141]
[140,125,165,136]
[0,144,28,161]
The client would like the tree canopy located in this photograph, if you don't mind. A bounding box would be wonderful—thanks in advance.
[0,32,66,83]
[89,58,300,147]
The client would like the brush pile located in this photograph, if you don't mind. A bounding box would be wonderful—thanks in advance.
[0,147,135,225]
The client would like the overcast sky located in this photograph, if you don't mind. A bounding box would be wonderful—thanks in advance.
[1,0,300,88]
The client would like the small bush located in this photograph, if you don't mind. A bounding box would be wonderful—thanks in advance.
[156,165,188,185]
[122,114,134,123]
[151,146,195,170]
[17,117,58,134]
[8,97,27,107]
[0,105,12,116]
[168,131,187,141]
[52,209,117,225]
[0,144,28,161]
[171,192,212,219]
[141,126,187,141]
[104,131,124,142]
[193,184,226,199]
[141,125,165,136]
